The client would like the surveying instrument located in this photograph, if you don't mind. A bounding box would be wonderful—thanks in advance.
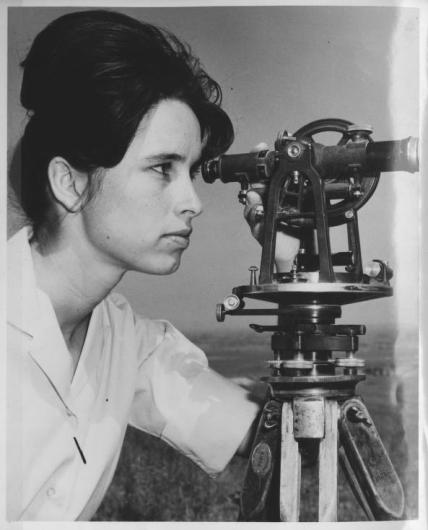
[202,119,419,521]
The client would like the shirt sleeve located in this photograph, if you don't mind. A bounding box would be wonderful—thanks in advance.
[128,320,260,477]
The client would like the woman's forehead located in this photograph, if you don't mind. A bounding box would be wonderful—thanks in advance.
[131,99,203,161]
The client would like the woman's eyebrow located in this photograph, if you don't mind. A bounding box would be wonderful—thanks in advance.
[144,152,185,164]
[145,152,203,169]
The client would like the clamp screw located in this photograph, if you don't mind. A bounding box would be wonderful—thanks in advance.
[347,405,372,426]
[254,204,265,222]
[287,142,303,159]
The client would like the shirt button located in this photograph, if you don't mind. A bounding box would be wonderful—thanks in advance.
[66,411,78,428]
[46,487,56,498]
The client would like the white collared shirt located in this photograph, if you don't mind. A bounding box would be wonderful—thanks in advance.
[7,227,259,521]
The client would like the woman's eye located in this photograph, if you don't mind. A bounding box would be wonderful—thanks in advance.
[152,163,172,177]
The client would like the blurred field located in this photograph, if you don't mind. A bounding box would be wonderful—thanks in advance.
[93,328,418,522]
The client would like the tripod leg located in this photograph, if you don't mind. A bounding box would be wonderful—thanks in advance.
[339,445,375,520]
[240,399,281,520]
[279,401,301,521]
[339,397,405,520]
[318,399,339,521]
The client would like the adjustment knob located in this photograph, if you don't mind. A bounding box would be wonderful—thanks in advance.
[223,294,241,311]
[346,124,373,141]
[275,130,296,150]
[364,260,393,282]
[346,124,373,134]
[216,303,226,322]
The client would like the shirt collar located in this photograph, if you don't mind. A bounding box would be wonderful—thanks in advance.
[7,226,40,336]
[7,226,76,397]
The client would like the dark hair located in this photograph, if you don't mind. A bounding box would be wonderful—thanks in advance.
[17,9,234,235]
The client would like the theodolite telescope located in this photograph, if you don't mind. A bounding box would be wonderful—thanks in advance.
[203,130,418,184]
[201,118,419,522]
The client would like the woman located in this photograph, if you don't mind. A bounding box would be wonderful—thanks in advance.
[7,9,298,521]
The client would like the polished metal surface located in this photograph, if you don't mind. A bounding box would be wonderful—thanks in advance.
[233,282,392,305]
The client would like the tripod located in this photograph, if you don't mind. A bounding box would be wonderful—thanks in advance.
[237,304,405,522]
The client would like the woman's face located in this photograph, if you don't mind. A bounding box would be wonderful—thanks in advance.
[80,98,203,275]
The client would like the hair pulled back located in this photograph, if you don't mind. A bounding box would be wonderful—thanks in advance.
[18,9,234,235]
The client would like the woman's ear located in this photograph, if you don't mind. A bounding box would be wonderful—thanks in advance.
[47,157,89,213]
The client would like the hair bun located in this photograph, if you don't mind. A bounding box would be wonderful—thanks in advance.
[20,24,54,113]
[20,15,77,114]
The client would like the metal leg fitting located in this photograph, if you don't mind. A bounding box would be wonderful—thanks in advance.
[240,396,404,522]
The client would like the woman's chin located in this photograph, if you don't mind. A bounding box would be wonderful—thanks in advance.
[134,254,182,276]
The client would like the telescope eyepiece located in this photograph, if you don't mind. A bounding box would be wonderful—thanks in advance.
[202,150,277,184]
[202,159,219,183]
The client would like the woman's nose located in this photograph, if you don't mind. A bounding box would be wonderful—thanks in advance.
[176,176,203,218]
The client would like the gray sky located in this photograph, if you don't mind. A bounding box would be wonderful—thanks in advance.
[7,5,419,335]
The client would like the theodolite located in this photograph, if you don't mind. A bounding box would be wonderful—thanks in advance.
[202,118,419,521]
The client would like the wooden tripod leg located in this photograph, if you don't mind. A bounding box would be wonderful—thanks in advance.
[318,399,339,521]
[279,401,301,521]
[339,397,405,520]
[338,445,375,520]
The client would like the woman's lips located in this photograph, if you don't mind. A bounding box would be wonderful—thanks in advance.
[163,230,192,248]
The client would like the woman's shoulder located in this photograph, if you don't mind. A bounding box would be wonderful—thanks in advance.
[103,291,162,327]
[101,291,169,346]
[101,291,205,362]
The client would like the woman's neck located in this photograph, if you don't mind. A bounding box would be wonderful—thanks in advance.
[30,230,125,342]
